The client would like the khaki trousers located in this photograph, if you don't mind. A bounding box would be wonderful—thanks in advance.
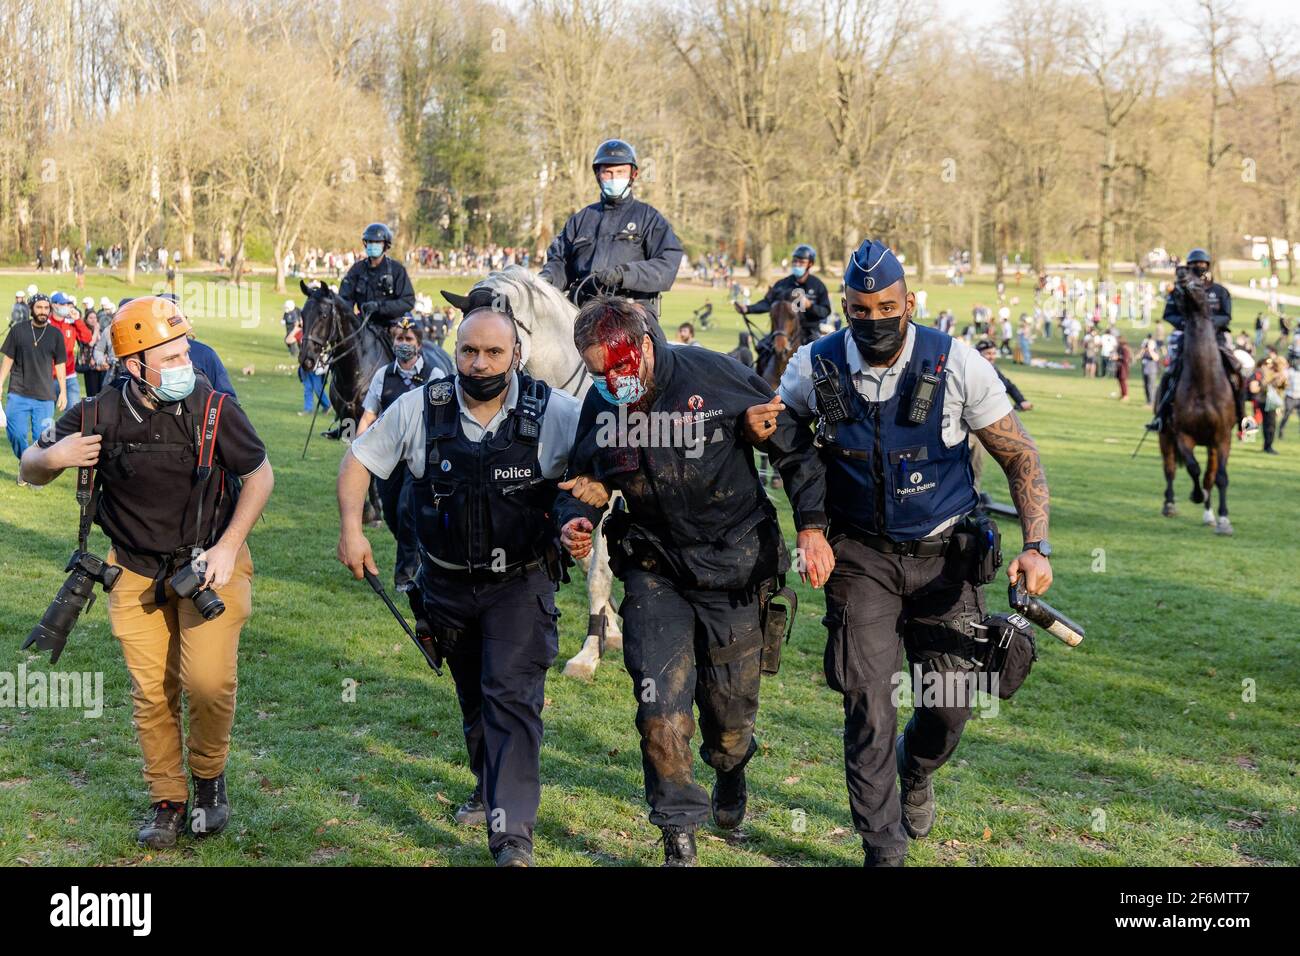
[107,544,253,803]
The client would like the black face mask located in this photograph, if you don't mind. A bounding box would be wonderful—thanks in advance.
[849,312,910,364]
[459,369,511,401]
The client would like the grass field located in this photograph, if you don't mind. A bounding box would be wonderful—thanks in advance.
[1,266,1296,867]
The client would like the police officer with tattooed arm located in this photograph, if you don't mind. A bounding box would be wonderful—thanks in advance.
[758,239,1053,867]
[557,296,793,867]
[337,287,582,868]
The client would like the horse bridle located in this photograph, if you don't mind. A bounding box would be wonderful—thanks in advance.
[304,295,394,408]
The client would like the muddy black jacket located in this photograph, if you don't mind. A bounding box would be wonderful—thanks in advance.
[557,341,788,590]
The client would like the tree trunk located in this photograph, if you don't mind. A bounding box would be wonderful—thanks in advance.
[969,202,982,276]
[179,167,195,260]
[1097,131,1116,283]
[918,217,932,284]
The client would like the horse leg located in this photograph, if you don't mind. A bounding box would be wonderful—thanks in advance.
[1200,446,1217,526]
[562,518,622,680]
[1159,432,1178,516]
[1214,439,1233,535]
[1177,433,1204,504]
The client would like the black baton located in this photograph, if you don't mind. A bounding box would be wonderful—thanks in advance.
[363,570,442,674]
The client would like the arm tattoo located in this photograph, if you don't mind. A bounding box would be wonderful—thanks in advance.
[975,411,1049,543]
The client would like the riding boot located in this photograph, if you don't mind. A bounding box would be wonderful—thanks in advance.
[1147,371,1175,431]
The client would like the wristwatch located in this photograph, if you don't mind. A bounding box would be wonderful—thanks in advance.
[1023,540,1052,558]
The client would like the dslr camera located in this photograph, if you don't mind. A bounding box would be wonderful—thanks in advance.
[169,554,226,621]
[24,551,122,664]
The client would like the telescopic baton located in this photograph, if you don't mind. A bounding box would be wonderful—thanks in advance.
[362,569,442,674]
[1009,574,1085,647]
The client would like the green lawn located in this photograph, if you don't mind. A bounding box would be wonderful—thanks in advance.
[0,268,1295,867]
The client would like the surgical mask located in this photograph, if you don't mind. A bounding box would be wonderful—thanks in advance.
[365,242,384,259]
[137,361,196,403]
[849,312,910,365]
[394,343,418,363]
[459,369,511,401]
[791,265,806,278]
[601,178,630,200]
[593,374,647,406]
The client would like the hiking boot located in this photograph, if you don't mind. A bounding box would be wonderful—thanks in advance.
[896,734,935,839]
[660,826,697,867]
[191,773,230,837]
[138,800,187,849]
[493,840,532,867]
[454,785,486,826]
[863,845,907,867]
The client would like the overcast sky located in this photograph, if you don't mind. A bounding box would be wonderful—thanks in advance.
[937,0,1300,43]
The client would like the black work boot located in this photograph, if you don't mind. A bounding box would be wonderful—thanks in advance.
[455,784,486,826]
[711,739,757,830]
[896,733,935,839]
[191,773,230,838]
[863,845,907,867]
[138,800,187,849]
[493,839,533,867]
[660,826,697,867]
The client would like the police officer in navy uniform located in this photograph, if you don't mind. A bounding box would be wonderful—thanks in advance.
[1147,247,1241,431]
[762,239,1055,866]
[339,222,416,329]
[737,243,831,344]
[337,287,582,867]
[556,296,791,866]
[355,317,446,594]
[539,139,684,321]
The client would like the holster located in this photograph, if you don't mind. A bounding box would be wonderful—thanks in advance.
[758,577,798,676]
[951,511,1002,586]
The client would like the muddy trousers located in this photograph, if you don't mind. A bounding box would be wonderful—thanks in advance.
[418,567,559,854]
[822,535,987,859]
[619,568,764,830]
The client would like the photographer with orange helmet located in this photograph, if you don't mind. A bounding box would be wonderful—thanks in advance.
[20,295,274,850]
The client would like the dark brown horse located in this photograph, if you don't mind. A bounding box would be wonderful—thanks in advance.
[755,298,803,391]
[1159,267,1237,534]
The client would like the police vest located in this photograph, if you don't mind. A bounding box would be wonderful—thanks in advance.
[411,373,556,572]
[812,325,977,540]
[379,362,426,413]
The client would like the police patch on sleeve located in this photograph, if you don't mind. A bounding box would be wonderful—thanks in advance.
[428,381,453,405]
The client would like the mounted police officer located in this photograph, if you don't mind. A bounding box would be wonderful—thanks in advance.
[763,239,1055,866]
[557,295,792,866]
[339,222,416,330]
[737,243,831,344]
[539,139,684,321]
[337,287,582,867]
[355,317,446,594]
[1148,247,1241,431]
[21,295,274,849]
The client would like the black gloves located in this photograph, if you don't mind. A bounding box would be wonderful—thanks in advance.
[596,267,624,290]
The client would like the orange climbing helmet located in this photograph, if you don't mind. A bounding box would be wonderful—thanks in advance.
[110,296,192,358]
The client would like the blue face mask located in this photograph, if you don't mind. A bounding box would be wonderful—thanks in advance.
[791,265,806,278]
[365,242,384,259]
[593,374,646,405]
[600,178,630,200]
[139,361,196,403]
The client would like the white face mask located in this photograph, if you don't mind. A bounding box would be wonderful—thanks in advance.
[601,177,630,199]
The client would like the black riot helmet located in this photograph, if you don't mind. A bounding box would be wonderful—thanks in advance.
[792,243,817,264]
[1186,247,1211,278]
[362,222,394,250]
[591,139,639,173]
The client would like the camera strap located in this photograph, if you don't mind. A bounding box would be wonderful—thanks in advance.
[76,397,100,554]
[187,390,228,551]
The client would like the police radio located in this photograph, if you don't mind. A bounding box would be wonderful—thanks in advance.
[908,355,944,425]
[812,355,849,424]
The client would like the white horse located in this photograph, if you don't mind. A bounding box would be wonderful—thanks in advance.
[466,266,620,678]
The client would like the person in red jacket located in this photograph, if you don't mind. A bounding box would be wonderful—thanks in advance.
[49,292,94,405]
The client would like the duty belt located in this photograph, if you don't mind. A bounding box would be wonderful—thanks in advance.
[426,553,549,584]
[837,524,952,558]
